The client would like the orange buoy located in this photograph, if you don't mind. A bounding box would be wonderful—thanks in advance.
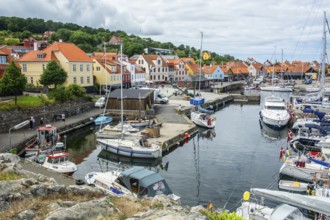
[184,132,190,138]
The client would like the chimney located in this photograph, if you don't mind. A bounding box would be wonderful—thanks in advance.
[33,42,38,51]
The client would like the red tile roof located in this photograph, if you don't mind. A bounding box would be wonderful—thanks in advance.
[19,42,92,62]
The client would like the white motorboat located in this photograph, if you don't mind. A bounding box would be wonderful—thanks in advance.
[42,152,77,175]
[97,138,162,158]
[260,95,290,130]
[85,166,180,202]
[191,107,216,129]
[24,124,65,162]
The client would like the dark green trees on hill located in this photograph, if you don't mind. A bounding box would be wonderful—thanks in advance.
[0,16,237,63]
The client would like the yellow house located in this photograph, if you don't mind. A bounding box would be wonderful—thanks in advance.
[202,51,211,60]
[18,42,94,91]
[93,56,122,88]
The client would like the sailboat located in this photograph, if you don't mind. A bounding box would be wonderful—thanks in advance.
[190,32,217,129]
[96,37,162,159]
[292,12,330,110]
[260,49,293,92]
[94,46,113,126]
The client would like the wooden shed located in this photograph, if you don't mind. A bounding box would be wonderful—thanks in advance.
[107,89,155,111]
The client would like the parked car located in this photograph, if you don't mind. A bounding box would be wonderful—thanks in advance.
[95,97,106,108]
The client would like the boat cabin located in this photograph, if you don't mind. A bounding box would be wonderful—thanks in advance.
[116,166,173,198]
[37,124,58,147]
[45,152,70,164]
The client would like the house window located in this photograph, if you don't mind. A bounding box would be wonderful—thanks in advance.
[30,77,33,84]
[73,77,77,84]
[158,68,160,72]
[73,64,76,72]
[87,64,90,71]
[157,60,160,65]
[96,66,101,71]
[80,64,83,71]
[0,56,6,64]
[80,77,84,84]
[42,64,45,70]
[87,76,90,84]
[22,64,27,72]
[142,60,144,64]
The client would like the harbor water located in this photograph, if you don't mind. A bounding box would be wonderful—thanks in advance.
[69,91,292,212]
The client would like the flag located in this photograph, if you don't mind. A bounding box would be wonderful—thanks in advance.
[287,129,294,142]
[279,147,285,159]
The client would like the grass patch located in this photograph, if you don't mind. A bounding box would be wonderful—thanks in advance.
[0,172,22,181]
[0,95,54,110]
[0,193,104,220]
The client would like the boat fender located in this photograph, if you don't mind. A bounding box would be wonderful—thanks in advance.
[243,191,250,201]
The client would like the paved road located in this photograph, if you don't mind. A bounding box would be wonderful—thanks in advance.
[0,108,103,152]
[155,105,188,124]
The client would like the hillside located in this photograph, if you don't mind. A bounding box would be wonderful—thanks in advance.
[0,16,236,64]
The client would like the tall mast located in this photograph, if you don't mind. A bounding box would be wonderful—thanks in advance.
[120,40,124,140]
[198,32,203,93]
[320,11,326,89]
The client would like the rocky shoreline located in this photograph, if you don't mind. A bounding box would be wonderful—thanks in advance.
[0,153,208,220]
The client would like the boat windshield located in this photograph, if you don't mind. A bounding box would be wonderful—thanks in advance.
[266,106,286,110]
[143,180,172,197]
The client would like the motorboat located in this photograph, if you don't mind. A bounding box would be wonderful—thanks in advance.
[260,95,290,130]
[259,84,293,92]
[24,124,65,161]
[42,151,77,175]
[94,115,113,126]
[84,166,180,202]
[190,107,216,129]
[97,137,162,159]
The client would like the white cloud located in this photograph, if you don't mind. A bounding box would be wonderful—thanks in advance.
[0,0,329,62]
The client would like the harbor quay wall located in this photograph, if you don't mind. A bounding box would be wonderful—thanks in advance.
[0,100,95,134]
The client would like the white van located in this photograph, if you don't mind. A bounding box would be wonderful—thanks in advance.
[95,97,106,108]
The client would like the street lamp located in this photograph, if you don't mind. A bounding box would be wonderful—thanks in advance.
[8,120,30,149]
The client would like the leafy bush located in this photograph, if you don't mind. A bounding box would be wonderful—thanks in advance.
[65,84,86,98]
[200,210,244,220]
[47,86,69,103]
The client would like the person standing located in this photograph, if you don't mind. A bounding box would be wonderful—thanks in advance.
[61,114,65,122]
[40,118,44,126]
[31,117,35,129]
[29,117,33,130]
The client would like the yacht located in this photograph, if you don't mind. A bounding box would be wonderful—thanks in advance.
[260,95,290,130]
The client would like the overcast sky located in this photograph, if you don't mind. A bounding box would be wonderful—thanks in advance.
[1,0,329,62]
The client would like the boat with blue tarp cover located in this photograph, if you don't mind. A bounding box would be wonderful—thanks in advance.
[85,166,180,202]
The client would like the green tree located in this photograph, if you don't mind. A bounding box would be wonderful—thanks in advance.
[40,61,68,89]
[0,61,27,105]
[66,84,86,98]
[5,37,19,45]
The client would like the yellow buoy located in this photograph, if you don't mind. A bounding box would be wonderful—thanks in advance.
[243,191,250,201]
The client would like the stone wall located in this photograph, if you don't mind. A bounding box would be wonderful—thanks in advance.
[0,100,94,133]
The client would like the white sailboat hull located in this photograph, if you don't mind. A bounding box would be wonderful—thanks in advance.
[260,86,293,92]
[97,138,162,158]
[191,111,216,129]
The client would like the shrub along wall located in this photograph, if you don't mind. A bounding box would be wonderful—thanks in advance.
[0,100,94,133]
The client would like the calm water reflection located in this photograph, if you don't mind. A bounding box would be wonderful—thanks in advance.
[68,91,292,211]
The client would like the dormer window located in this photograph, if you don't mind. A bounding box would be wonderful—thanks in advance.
[36,53,46,59]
